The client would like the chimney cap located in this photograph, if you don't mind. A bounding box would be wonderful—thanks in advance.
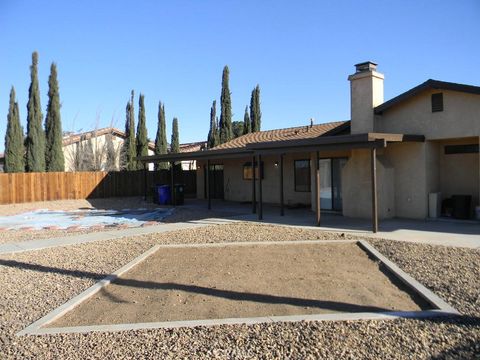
[354,61,378,73]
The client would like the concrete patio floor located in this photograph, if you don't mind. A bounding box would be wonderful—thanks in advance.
[183,199,480,249]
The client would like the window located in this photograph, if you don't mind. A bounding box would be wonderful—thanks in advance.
[294,160,311,192]
[445,144,479,154]
[431,93,443,112]
[243,162,264,180]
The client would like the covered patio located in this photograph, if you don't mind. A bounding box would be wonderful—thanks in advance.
[138,132,425,233]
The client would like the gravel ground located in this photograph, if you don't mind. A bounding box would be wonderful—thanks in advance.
[0,223,478,359]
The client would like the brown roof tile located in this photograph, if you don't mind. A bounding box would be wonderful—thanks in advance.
[213,121,349,150]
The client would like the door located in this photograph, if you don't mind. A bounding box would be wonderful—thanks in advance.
[204,164,224,199]
[319,158,347,211]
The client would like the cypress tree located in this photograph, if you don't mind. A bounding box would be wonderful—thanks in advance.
[45,63,65,172]
[219,66,233,144]
[243,105,251,135]
[170,117,179,153]
[122,90,137,170]
[232,121,244,138]
[207,100,218,148]
[136,93,148,169]
[4,87,25,172]
[154,101,169,170]
[25,51,46,172]
[250,85,262,132]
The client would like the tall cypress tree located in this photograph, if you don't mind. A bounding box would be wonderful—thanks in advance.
[4,87,25,172]
[207,100,218,148]
[170,117,179,153]
[136,93,148,169]
[250,85,262,132]
[243,105,251,135]
[45,63,65,172]
[154,101,168,170]
[219,66,233,144]
[25,51,46,172]
[122,90,136,170]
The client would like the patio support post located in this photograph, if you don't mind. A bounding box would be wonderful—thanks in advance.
[206,160,211,210]
[252,155,256,214]
[170,161,175,207]
[143,162,148,201]
[315,151,321,226]
[371,148,378,233]
[279,154,284,216]
[258,154,263,220]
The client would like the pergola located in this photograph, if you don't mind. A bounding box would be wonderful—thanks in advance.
[138,133,424,233]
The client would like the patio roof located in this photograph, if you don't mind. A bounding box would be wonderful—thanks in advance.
[137,131,424,234]
[137,132,424,163]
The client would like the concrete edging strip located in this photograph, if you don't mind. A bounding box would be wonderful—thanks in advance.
[17,244,161,336]
[357,240,459,314]
[17,240,459,336]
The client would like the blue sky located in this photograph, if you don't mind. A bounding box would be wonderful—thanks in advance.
[0,0,479,151]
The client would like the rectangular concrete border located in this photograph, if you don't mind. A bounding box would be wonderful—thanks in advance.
[17,239,459,336]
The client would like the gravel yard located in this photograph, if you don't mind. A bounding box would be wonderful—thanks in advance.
[0,223,479,359]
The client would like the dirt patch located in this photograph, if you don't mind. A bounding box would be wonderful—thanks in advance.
[51,242,425,327]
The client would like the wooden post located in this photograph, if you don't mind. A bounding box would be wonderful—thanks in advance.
[371,147,378,233]
[206,160,211,210]
[170,161,175,207]
[258,154,263,220]
[315,152,321,226]
[252,155,256,214]
[143,163,148,201]
[279,154,284,216]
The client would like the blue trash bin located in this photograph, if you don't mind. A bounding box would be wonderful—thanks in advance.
[156,185,171,205]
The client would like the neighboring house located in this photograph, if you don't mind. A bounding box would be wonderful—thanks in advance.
[179,141,207,170]
[63,128,205,171]
[140,61,480,227]
[63,127,156,171]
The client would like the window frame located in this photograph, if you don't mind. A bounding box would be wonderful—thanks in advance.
[294,159,311,192]
[243,161,264,180]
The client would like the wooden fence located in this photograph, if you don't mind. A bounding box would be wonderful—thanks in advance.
[0,170,197,205]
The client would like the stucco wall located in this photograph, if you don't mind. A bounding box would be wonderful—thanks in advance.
[342,149,395,219]
[222,154,313,205]
[383,142,429,219]
[375,89,480,139]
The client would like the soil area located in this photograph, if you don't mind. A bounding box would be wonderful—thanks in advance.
[51,242,425,327]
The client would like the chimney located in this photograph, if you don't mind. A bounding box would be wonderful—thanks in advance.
[348,61,384,134]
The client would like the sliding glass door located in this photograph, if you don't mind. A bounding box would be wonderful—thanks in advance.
[319,158,347,211]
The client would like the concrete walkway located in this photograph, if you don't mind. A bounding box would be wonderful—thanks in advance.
[233,214,480,249]
[0,217,239,255]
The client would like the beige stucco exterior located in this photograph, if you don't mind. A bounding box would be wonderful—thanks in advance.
[375,89,480,140]
[193,63,480,221]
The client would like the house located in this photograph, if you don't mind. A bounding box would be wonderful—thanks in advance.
[140,62,480,229]
[63,128,206,171]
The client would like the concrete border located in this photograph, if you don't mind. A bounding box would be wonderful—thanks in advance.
[17,240,459,336]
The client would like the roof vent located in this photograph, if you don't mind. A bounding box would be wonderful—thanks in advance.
[354,61,377,73]
[310,118,314,127]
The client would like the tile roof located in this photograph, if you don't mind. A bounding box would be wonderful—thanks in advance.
[213,121,349,150]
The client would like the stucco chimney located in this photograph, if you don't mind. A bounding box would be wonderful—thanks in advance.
[348,61,384,134]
